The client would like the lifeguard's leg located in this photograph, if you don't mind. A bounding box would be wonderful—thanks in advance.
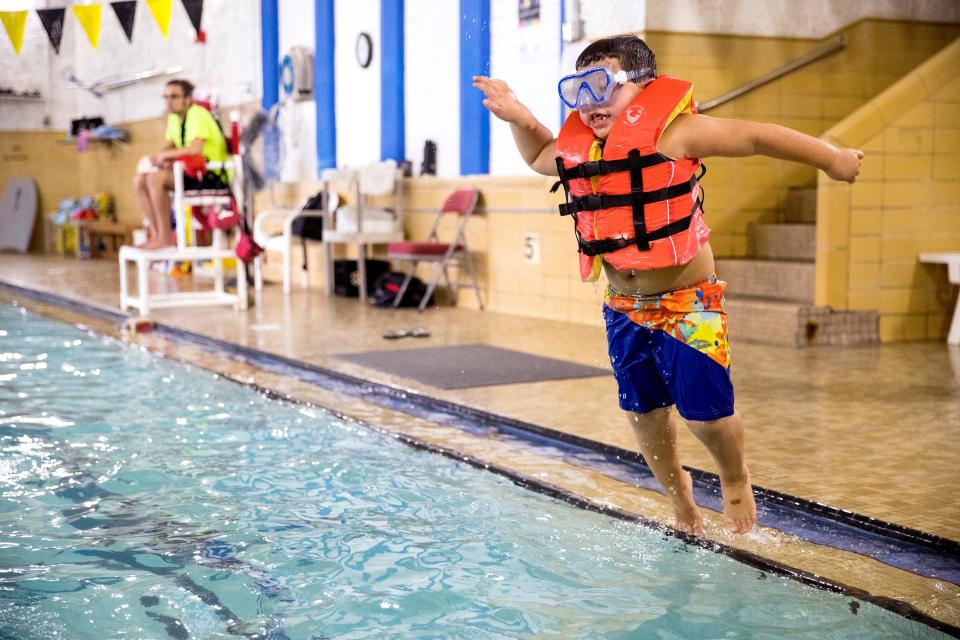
[133,173,155,243]
[145,171,174,248]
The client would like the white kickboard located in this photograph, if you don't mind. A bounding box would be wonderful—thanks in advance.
[0,178,38,253]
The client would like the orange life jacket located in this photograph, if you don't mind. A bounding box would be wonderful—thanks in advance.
[554,76,710,281]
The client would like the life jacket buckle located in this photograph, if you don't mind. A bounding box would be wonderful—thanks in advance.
[579,161,601,178]
[581,194,604,210]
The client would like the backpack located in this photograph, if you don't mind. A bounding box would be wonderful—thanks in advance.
[371,271,433,308]
[290,191,329,270]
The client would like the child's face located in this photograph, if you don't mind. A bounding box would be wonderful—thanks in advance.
[577,57,644,140]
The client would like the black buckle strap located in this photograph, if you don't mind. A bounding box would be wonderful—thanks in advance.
[558,174,697,216]
[558,152,673,182]
[558,193,632,216]
[577,214,696,256]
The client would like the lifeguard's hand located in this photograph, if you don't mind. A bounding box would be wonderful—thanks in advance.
[826,148,864,183]
[473,76,531,125]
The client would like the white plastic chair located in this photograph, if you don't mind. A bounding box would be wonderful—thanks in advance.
[320,161,405,301]
[252,190,340,294]
[118,157,247,316]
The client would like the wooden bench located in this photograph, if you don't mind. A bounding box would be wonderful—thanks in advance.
[920,252,960,345]
[69,220,138,258]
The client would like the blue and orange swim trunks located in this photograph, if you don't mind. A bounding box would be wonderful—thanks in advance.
[603,276,734,421]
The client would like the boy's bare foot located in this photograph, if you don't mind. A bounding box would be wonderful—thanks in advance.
[670,470,704,536]
[721,466,756,533]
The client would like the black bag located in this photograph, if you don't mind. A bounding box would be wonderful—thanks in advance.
[371,271,433,308]
[334,259,390,297]
[291,191,329,269]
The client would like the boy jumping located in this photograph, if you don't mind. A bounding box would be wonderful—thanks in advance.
[474,35,862,536]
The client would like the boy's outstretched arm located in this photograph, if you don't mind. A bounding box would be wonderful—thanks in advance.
[660,114,863,183]
[473,76,559,176]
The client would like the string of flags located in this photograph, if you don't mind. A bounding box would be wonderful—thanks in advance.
[0,0,205,55]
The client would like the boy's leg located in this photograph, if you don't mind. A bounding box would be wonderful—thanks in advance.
[684,411,756,533]
[626,406,703,536]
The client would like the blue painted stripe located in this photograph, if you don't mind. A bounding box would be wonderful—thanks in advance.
[260,0,279,110]
[459,0,490,175]
[380,0,405,162]
[559,0,566,129]
[315,0,337,171]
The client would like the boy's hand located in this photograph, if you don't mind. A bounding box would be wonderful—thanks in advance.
[826,148,864,183]
[473,76,531,125]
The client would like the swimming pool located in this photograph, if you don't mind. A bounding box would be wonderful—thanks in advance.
[0,303,949,639]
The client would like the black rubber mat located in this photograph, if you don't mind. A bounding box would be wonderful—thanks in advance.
[335,343,609,389]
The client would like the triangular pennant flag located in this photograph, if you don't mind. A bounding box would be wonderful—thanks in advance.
[0,11,28,55]
[36,8,66,55]
[110,1,137,42]
[180,0,203,34]
[145,0,172,38]
[72,5,102,49]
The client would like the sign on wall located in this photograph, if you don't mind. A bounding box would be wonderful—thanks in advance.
[519,0,540,27]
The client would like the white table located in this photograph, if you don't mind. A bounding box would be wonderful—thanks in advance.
[920,252,960,346]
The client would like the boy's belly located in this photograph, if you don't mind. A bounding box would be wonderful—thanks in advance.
[603,242,716,296]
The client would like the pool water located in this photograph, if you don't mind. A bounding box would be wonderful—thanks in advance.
[0,304,947,639]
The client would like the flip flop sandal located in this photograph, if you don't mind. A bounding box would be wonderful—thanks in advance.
[410,327,430,338]
[383,328,411,339]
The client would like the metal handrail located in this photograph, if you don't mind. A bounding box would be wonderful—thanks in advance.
[697,36,846,113]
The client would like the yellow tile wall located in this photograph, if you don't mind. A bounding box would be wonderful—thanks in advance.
[1,105,255,252]
[646,20,959,261]
[0,131,79,251]
[819,36,960,342]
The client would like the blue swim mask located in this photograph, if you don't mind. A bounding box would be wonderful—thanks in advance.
[558,66,652,110]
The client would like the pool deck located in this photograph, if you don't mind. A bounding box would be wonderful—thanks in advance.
[2,253,959,631]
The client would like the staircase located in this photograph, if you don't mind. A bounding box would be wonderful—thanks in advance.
[717,187,878,347]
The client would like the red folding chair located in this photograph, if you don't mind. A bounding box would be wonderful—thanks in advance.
[386,188,483,311]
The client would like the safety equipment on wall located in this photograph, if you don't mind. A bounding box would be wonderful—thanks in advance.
[554,76,709,281]
[557,66,652,110]
[280,46,314,100]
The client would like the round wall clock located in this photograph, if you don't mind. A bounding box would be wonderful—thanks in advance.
[355,32,373,68]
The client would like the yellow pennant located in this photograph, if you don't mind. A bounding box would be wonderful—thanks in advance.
[72,5,102,49]
[0,11,28,55]
[146,0,172,38]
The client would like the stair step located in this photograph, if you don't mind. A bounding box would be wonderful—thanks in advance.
[749,223,815,261]
[725,298,879,347]
[716,259,814,303]
[725,298,808,346]
[784,187,817,224]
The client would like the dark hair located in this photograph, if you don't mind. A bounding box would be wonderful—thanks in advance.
[575,34,656,81]
[165,79,194,98]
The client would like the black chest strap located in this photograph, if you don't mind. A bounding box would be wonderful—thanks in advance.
[558,174,697,217]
